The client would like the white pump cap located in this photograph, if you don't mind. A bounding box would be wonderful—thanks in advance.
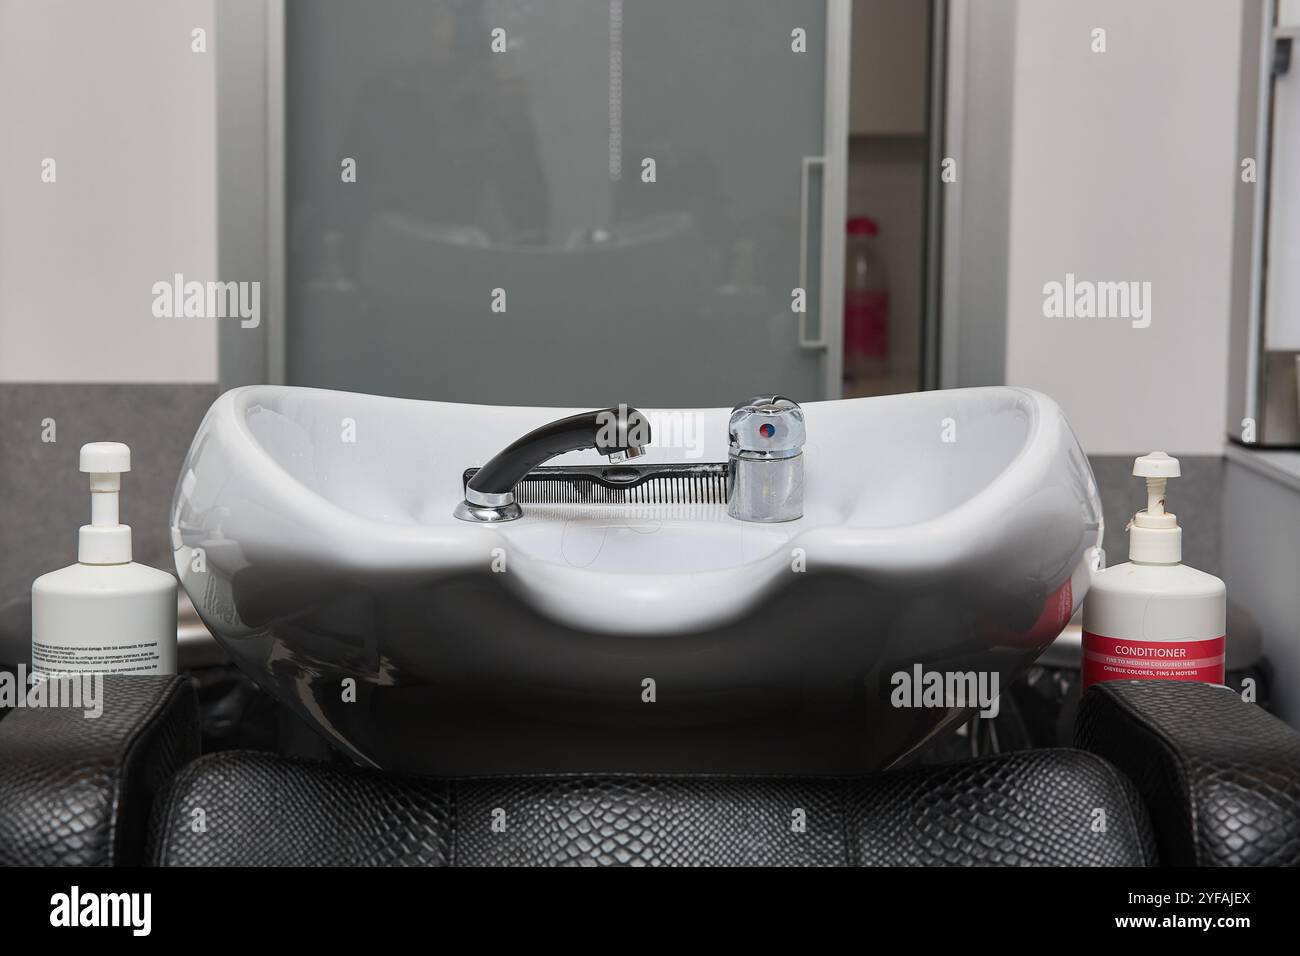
[78,442,132,564]
[1128,451,1181,564]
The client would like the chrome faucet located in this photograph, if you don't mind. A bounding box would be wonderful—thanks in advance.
[727,395,805,522]
[454,405,651,522]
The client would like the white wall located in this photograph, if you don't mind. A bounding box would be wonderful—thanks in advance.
[0,0,218,383]
[1002,0,1242,454]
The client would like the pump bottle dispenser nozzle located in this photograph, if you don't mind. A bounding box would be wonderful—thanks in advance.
[1128,451,1182,564]
[78,441,133,565]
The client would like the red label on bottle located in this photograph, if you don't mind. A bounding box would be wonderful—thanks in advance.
[844,289,889,359]
[1081,632,1225,690]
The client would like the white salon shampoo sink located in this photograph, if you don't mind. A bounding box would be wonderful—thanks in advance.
[172,385,1101,775]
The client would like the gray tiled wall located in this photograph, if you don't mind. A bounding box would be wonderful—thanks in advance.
[0,384,219,612]
[0,391,1228,616]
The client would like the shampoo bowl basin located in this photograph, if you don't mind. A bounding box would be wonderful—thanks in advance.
[172,385,1101,775]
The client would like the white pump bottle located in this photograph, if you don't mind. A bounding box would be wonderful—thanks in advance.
[31,443,177,678]
[1081,452,1226,690]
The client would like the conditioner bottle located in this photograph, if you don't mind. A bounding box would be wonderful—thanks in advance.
[1082,452,1226,690]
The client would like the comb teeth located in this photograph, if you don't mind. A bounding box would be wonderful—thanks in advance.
[465,464,729,506]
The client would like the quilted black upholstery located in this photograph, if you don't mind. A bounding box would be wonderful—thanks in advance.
[1076,680,1300,866]
[0,676,199,866]
[150,748,1155,866]
[150,751,452,866]
[847,748,1156,865]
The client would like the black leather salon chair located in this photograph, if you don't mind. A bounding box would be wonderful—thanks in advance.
[1,677,1297,866]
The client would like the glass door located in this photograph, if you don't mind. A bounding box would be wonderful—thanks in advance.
[281,0,847,407]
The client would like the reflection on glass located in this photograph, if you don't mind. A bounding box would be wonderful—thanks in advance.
[287,0,829,407]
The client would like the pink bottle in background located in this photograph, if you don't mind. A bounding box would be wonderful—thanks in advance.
[844,216,889,386]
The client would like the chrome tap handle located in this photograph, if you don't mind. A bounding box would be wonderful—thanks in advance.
[728,396,806,461]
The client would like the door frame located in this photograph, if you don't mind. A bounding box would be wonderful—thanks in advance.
[215,0,284,391]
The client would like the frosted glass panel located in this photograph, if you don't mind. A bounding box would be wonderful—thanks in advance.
[285,0,830,406]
